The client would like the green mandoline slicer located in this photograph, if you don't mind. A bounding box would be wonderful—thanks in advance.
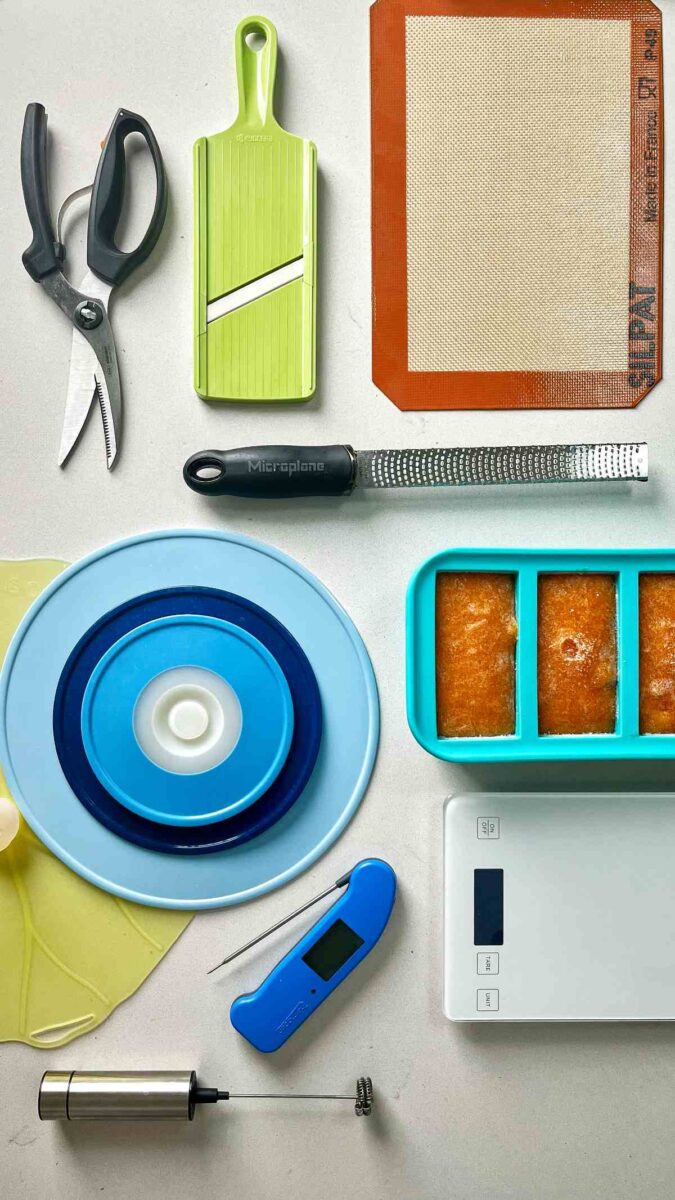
[194,16,317,402]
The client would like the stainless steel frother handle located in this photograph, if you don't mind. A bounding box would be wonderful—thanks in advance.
[38,1071,198,1121]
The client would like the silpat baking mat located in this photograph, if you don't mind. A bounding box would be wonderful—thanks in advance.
[371,0,663,410]
[0,560,192,1048]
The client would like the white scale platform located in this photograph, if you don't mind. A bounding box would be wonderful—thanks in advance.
[445,793,675,1022]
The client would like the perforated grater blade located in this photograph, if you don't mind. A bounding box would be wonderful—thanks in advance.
[355,443,648,489]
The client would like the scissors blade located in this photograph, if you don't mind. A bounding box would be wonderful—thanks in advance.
[42,270,121,469]
[74,271,120,470]
[83,312,121,470]
[59,329,98,467]
[60,329,120,469]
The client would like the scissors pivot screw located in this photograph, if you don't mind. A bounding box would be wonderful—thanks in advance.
[75,300,104,330]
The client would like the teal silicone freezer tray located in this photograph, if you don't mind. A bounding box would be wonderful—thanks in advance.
[407,549,675,763]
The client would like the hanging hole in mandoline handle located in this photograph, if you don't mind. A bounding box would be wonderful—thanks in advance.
[245,25,267,52]
[86,109,168,288]
[234,16,279,129]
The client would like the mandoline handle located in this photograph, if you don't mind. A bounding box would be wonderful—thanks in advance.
[87,108,168,287]
[234,15,279,129]
[184,446,356,499]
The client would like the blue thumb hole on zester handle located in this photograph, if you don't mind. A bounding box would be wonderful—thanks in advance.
[53,588,322,855]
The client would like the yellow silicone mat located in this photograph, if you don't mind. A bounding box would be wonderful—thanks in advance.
[0,560,192,1049]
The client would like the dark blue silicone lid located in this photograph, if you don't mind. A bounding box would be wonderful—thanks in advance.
[53,587,322,855]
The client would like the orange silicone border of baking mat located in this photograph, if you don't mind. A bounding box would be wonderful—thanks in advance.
[371,0,663,410]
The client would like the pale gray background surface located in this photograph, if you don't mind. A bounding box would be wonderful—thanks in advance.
[0,1,673,1196]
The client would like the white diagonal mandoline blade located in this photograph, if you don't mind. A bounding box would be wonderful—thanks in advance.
[206,258,305,324]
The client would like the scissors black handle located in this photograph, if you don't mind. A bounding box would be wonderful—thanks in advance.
[87,108,168,288]
[21,103,62,281]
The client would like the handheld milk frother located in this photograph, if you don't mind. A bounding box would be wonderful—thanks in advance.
[38,1070,374,1120]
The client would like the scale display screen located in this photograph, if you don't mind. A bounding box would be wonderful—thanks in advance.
[474,869,503,946]
[302,919,365,981]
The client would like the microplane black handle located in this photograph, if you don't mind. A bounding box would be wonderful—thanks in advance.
[87,108,168,287]
[183,446,357,499]
[21,103,61,281]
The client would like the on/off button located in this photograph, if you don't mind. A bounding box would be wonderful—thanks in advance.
[476,989,499,1012]
[477,817,499,839]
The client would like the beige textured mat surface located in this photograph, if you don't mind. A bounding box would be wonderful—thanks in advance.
[406,16,632,374]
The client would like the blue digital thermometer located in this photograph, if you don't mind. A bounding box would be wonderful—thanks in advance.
[210,859,396,1052]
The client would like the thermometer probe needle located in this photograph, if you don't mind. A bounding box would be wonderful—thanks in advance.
[207,870,352,974]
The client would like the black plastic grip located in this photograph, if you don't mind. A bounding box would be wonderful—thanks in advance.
[183,446,357,499]
[87,108,168,287]
[21,103,61,281]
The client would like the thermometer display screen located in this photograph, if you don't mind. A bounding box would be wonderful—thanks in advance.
[302,918,365,981]
[474,869,503,945]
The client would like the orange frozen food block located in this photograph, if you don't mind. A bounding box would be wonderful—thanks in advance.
[639,574,675,734]
[436,572,517,738]
[538,574,616,735]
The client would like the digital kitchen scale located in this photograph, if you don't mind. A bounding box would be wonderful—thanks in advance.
[445,793,675,1022]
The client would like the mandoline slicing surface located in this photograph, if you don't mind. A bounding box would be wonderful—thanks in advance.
[194,16,317,402]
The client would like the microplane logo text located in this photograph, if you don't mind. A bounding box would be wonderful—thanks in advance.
[248,459,326,477]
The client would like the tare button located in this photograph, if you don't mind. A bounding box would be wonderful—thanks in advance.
[477,817,499,839]
[477,952,499,975]
[476,989,499,1012]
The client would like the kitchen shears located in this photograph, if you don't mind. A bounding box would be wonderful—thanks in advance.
[20,103,167,468]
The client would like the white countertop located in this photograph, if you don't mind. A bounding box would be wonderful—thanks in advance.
[1,1,674,1196]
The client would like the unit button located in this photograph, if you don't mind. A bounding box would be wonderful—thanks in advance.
[477,989,499,1012]
[477,952,499,976]
[477,817,499,840]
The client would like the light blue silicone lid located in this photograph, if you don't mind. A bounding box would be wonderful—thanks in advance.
[81,614,294,827]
